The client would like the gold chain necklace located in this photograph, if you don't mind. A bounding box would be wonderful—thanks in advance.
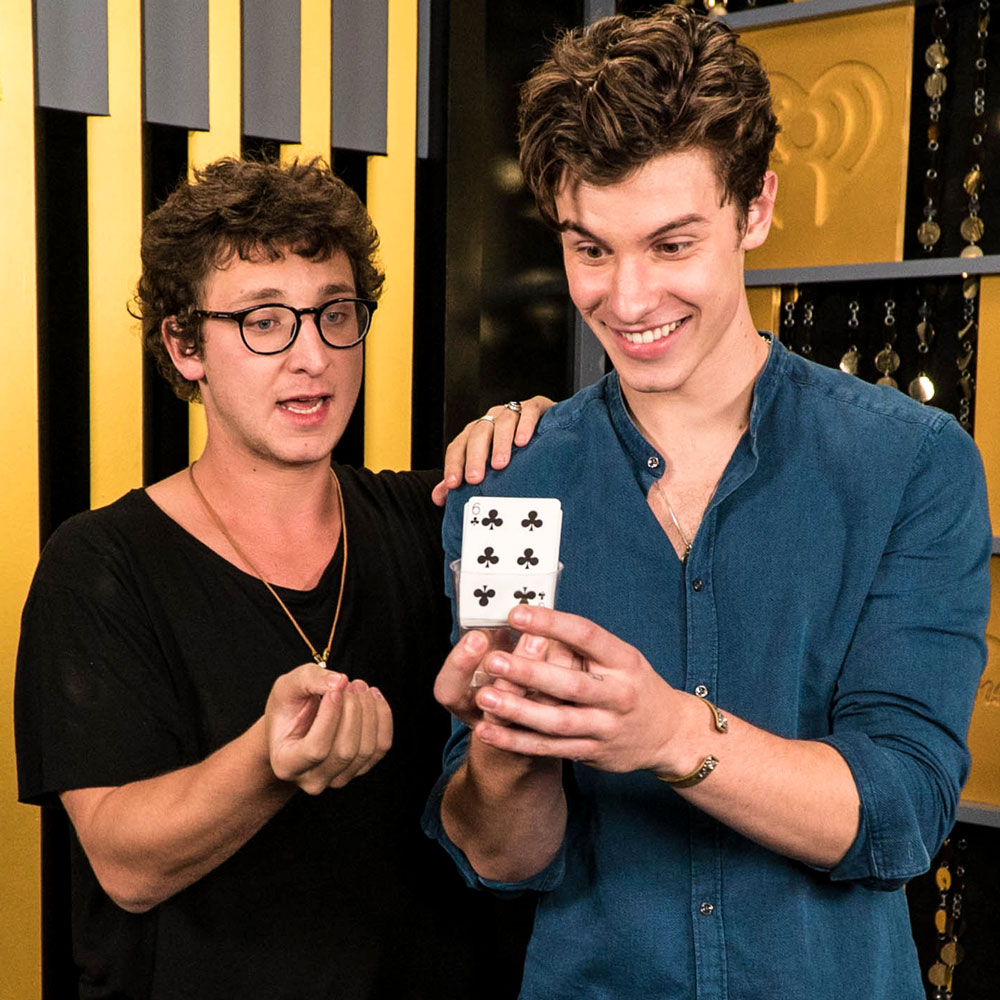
[652,480,693,561]
[188,462,348,666]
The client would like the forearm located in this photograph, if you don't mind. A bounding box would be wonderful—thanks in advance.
[441,737,567,882]
[662,701,860,868]
[61,718,295,912]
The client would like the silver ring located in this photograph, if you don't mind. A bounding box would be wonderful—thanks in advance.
[476,414,497,425]
[504,400,523,414]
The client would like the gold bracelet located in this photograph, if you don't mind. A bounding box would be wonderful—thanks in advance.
[656,697,728,788]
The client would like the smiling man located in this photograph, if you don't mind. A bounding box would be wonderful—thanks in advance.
[14,158,542,999]
[426,8,991,999]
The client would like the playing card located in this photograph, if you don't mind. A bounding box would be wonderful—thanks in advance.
[461,497,562,575]
[455,568,562,628]
[456,496,563,629]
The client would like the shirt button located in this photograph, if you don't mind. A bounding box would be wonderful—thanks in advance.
[692,578,704,592]
[647,455,660,470]
[695,685,709,698]
[699,902,715,916]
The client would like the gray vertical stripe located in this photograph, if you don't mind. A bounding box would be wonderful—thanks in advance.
[417,0,431,159]
[574,0,615,389]
[242,0,301,143]
[583,0,616,22]
[143,0,209,129]
[35,0,109,115]
[574,313,608,391]
[332,0,388,154]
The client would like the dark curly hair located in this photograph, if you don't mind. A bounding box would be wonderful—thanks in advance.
[135,157,384,401]
[518,6,779,230]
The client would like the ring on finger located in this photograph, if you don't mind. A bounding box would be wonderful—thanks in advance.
[504,400,523,413]
[476,414,497,425]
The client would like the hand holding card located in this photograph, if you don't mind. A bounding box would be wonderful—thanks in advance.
[455,496,563,630]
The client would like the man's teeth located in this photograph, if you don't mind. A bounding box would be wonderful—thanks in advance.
[281,398,324,414]
[620,318,684,345]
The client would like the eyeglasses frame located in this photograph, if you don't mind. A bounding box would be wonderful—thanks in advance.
[191,296,378,355]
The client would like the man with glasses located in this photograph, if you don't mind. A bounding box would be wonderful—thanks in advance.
[14,157,541,999]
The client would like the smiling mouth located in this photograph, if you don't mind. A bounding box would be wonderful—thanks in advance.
[278,395,328,415]
[618,317,686,345]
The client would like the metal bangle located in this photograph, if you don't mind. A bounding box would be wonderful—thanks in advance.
[655,697,728,787]
[658,755,720,788]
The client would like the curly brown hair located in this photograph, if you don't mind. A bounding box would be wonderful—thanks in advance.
[518,6,779,230]
[135,157,384,401]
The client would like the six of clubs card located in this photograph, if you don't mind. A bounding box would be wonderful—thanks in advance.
[457,497,563,628]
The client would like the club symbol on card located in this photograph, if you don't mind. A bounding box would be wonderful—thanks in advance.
[521,511,543,531]
[514,588,537,604]
[482,509,503,530]
[469,502,481,525]
[517,548,538,568]
[477,547,500,567]
[474,586,496,606]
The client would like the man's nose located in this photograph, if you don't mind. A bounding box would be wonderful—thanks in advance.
[286,313,330,372]
[607,256,659,323]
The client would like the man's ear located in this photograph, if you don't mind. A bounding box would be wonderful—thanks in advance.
[161,317,205,382]
[741,171,778,252]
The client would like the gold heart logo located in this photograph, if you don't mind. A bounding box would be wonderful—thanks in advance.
[769,62,893,229]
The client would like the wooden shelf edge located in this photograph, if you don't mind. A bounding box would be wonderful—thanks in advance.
[745,255,1000,287]
[956,800,1000,829]
[725,0,912,31]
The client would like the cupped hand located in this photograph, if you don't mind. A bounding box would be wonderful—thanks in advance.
[265,665,393,794]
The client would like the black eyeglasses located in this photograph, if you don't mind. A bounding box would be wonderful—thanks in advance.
[191,297,377,355]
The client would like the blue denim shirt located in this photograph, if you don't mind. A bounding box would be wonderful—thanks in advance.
[424,337,991,999]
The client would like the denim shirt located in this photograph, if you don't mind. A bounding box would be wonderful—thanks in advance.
[423,337,991,1000]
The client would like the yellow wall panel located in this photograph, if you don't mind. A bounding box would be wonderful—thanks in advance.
[364,0,417,472]
[963,556,1000,806]
[186,0,243,463]
[88,3,144,506]
[0,3,42,996]
[741,5,914,269]
[281,0,332,164]
[975,275,1000,530]
[964,275,1000,805]
[746,286,781,338]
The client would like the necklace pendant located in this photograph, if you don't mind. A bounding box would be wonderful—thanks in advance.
[313,651,329,666]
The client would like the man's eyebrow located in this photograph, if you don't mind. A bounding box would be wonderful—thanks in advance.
[234,282,356,304]
[646,214,710,238]
[559,214,710,244]
[559,221,606,245]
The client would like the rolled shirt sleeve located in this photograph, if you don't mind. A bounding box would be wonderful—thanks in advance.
[820,416,990,887]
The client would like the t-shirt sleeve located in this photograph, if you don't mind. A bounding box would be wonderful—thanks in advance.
[818,416,991,889]
[14,515,189,805]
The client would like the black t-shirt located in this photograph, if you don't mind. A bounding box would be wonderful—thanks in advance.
[15,465,530,1000]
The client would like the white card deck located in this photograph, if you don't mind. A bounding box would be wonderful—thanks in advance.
[457,496,563,628]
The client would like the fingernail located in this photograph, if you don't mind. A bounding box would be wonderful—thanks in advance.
[475,722,497,744]
[479,689,500,709]
[464,631,487,654]
[509,605,530,626]
[488,653,510,675]
[525,634,544,654]
[326,672,346,688]
[370,687,384,701]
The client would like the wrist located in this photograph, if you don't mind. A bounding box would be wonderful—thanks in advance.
[467,734,562,794]
[651,694,729,787]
